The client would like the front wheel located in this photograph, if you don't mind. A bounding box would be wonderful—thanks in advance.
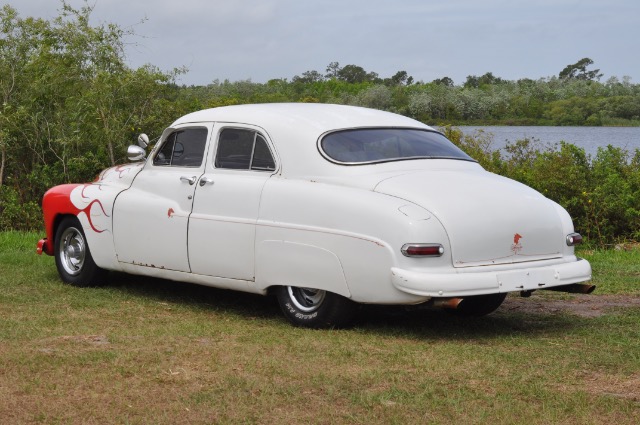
[54,216,107,287]
[275,286,356,328]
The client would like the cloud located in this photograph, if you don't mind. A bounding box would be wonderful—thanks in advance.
[10,0,640,85]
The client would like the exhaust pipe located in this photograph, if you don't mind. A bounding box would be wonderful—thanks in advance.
[431,297,463,309]
[544,283,596,294]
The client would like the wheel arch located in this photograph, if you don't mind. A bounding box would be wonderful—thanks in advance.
[255,240,351,298]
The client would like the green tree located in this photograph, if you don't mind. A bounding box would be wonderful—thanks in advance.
[337,64,370,83]
[432,76,454,87]
[292,70,324,83]
[0,1,183,229]
[559,58,603,81]
[386,70,414,86]
[464,72,504,89]
[325,61,341,79]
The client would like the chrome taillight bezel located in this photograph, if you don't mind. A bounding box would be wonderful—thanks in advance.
[566,233,583,246]
[401,243,445,257]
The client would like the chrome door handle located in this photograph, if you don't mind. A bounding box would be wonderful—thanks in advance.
[180,176,196,185]
[199,177,214,187]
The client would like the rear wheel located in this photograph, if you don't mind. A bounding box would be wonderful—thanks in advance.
[54,216,107,287]
[275,286,356,328]
[452,293,507,317]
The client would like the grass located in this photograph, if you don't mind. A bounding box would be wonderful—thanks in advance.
[1,231,639,424]
[581,247,640,294]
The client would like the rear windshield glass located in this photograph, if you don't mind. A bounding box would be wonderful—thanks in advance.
[320,128,474,164]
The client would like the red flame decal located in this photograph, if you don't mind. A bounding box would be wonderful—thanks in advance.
[80,198,110,233]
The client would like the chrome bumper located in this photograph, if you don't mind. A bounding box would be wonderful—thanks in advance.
[391,258,592,297]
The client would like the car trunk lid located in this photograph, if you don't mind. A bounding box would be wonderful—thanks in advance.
[373,167,564,268]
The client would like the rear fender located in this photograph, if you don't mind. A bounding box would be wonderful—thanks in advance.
[255,241,351,298]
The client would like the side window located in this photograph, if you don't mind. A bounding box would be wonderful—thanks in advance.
[153,127,208,167]
[215,129,276,171]
[252,135,276,171]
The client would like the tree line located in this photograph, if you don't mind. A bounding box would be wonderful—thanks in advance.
[187,60,638,128]
[1,3,639,246]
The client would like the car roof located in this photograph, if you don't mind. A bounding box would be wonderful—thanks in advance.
[171,103,436,177]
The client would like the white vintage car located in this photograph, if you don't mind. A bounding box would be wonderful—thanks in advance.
[37,103,593,327]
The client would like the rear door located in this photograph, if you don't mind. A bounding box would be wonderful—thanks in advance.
[188,125,277,280]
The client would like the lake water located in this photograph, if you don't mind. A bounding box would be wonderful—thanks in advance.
[448,126,640,157]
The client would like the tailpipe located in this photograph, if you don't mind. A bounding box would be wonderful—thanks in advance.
[544,283,596,294]
[431,297,463,310]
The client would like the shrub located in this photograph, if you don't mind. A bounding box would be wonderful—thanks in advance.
[0,186,42,231]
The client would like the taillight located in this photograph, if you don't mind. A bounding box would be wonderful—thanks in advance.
[566,233,583,246]
[401,243,444,257]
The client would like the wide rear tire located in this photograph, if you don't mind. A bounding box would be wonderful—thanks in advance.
[54,216,108,287]
[275,286,356,329]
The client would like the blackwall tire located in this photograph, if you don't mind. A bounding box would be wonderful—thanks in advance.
[275,286,356,329]
[54,216,107,287]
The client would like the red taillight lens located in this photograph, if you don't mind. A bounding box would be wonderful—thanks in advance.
[566,233,583,246]
[401,243,444,257]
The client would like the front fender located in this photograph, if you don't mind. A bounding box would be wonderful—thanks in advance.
[39,163,144,262]
[41,184,85,255]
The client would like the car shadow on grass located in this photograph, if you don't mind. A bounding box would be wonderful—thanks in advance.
[96,272,593,340]
[354,303,587,341]
[106,271,281,319]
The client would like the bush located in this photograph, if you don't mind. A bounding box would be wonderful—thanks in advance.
[1,124,639,247]
[0,186,42,231]
[444,129,640,246]
[585,146,640,244]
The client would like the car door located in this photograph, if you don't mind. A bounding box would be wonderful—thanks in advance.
[113,123,212,272]
[188,125,277,280]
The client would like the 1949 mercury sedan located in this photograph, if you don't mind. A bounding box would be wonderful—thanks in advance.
[37,103,593,328]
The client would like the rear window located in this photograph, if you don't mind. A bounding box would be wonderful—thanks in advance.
[320,128,474,164]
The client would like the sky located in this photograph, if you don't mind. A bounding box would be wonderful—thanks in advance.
[8,0,640,86]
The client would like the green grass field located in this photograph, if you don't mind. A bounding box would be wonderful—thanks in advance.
[1,232,638,424]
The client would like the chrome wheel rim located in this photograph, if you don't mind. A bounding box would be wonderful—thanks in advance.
[59,226,86,276]
[287,287,326,313]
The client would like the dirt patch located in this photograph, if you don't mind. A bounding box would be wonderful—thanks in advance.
[558,372,640,403]
[36,334,111,354]
[502,294,640,318]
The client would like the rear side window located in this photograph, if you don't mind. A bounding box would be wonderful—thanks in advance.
[320,128,475,164]
[153,127,208,167]
[215,129,276,171]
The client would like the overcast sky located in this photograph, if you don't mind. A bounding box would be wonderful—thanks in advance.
[9,0,640,86]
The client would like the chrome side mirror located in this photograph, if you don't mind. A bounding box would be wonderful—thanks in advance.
[137,133,149,148]
[127,145,146,162]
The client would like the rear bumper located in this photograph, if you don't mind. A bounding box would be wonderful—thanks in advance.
[391,257,592,297]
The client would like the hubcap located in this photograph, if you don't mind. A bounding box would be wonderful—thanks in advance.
[59,226,86,276]
[287,287,326,313]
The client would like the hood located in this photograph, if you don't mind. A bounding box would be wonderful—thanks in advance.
[373,167,564,268]
[95,163,145,189]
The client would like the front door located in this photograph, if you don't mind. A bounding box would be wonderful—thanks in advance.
[113,124,212,272]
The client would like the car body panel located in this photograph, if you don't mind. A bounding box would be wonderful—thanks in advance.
[374,166,564,268]
[38,163,143,265]
[391,257,591,297]
[187,123,277,281]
